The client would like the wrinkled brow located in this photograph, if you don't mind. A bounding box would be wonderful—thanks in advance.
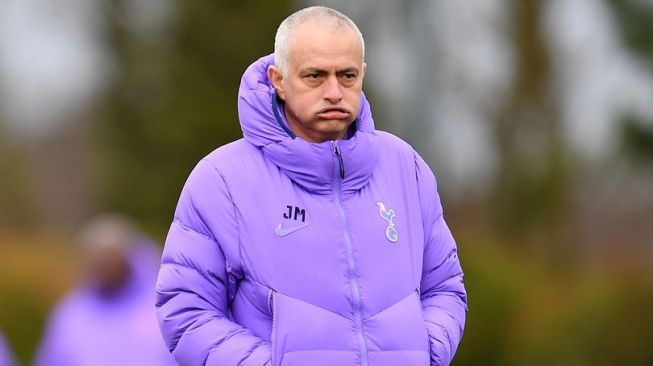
[301,66,360,74]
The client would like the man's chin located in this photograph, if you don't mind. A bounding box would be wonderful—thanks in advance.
[313,119,355,140]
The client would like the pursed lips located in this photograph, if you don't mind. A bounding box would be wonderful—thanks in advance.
[317,106,351,120]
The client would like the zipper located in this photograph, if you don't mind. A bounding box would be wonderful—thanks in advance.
[226,265,237,305]
[332,141,368,366]
[334,143,345,179]
[268,290,277,366]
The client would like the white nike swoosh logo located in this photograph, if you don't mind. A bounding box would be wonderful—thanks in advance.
[275,222,310,237]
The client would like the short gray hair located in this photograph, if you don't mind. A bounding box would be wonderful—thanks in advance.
[274,6,365,75]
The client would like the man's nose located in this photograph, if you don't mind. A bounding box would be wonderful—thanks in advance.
[323,76,343,103]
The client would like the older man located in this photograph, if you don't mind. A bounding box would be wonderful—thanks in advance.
[156,6,467,366]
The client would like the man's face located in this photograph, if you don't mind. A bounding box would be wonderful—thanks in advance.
[85,246,131,295]
[269,20,366,143]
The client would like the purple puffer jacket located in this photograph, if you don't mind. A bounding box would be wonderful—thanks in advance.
[156,54,467,366]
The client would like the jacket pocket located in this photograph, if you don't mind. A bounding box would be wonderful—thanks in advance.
[266,291,356,366]
[365,290,430,365]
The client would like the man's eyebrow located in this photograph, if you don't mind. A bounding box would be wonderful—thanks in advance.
[301,68,328,74]
[300,67,360,74]
[337,67,360,74]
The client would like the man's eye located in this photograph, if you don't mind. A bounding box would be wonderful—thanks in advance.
[305,73,320,79]
[343,73,356,80]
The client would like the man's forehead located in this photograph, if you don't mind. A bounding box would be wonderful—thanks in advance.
[287,24,363,69]
[290,51,363,71]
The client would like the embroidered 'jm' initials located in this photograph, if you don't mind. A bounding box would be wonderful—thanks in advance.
[283,205,306,222]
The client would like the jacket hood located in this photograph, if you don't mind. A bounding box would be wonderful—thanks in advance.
[237,54,379,196]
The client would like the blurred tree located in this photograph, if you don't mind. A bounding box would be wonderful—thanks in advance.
[0,124,35,227]
[607,0,653,67]
[492,0,570,245]
[608,0,653,163]
[99,0,292,234]
[622,116,653,163]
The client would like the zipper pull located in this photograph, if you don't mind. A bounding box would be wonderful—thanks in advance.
[334,142,345,179]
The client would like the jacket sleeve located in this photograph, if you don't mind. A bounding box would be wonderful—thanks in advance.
[415,153,468,366]
[156,159,271,366]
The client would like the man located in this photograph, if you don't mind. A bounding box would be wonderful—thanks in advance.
[156,6,467,366]
[34,215,177,366]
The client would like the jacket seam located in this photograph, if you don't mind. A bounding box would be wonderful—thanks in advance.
[234,340,269,365]
[363,288,422,321]
[414,152,429,248]
[204,328,251,365]
[272,291,352,322]
[279,348,430,354]
[421,219,459,280]
[414,152,445,240]
[159,261,226,290]
[202,158,244,277]
[171,217,214,241]
[162,219,222,286]
[425,321,453,361]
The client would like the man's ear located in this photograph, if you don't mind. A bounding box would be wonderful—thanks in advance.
[268,65,286,101]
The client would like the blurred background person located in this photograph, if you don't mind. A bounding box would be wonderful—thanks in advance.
[0,331,15,366]
[33,214,177,366]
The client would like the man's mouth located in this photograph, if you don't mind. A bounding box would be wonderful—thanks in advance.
[317,107,351,120]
